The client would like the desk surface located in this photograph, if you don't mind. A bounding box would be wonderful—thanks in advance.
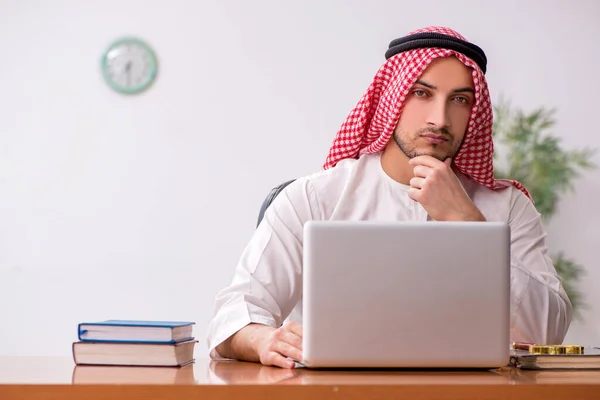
[1,356,600,399]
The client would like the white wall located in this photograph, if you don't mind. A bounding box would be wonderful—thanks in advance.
[1,0,598,357]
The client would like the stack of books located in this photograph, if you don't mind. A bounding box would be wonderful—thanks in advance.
[72,320,197,367]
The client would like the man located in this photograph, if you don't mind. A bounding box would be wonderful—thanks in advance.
[206,26,573,369]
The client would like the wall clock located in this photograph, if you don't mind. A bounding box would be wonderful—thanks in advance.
[101,37,158,95]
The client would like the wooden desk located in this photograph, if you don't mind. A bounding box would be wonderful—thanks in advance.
[1,356,600,399]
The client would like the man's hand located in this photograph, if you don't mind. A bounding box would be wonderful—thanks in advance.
[217,322,303,369]
[408,156,486,222]
[255,321,303,369]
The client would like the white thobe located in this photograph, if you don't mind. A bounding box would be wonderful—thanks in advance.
[206,152,572,359]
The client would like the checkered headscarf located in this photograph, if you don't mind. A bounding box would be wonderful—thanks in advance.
[323,26,531,199]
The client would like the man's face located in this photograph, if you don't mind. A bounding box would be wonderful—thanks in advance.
[392,56,475,161]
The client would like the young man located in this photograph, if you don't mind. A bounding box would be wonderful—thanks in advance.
[206,26,573,369]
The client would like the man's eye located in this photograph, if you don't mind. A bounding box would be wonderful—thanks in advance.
[454,96,468,103]
[413,90,427,97]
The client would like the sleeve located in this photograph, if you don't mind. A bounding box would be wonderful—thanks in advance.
[507,189,573,345]
[205,178,321,359]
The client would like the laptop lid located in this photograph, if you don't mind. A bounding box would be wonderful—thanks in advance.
[301,220,510,369]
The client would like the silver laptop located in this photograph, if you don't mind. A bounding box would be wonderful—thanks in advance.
[301,220,510,369]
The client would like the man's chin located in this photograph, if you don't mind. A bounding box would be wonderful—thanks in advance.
[409,151,450,162]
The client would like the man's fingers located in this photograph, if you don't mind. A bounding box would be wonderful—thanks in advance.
[408,187,420,202]
[408,155,443,168]
[409,177,426,189]
[275,340,303,362]
[281,330,302,350]
[286,321,303,337]
[412,165,432,178]
[265,351,296,369]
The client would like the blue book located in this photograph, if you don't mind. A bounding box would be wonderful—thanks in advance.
[78,320,195,344]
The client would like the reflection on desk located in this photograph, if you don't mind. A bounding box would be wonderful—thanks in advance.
[2,356,600,387]
[72,364,197,384]
[3,355,600,400]
[207,360,600,386]
[208,360,298,384]
[507,368,600,385]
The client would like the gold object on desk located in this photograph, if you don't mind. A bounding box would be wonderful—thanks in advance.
[529,345,584,355]
[512,342,584,355]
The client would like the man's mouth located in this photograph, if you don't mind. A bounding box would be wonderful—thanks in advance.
[421,133,449,144]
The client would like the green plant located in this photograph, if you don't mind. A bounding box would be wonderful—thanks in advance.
[492,98,596,317]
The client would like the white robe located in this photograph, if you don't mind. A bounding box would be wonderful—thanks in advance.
[206,152,572,359]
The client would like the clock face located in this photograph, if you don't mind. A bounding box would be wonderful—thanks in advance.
[101,38,158,94]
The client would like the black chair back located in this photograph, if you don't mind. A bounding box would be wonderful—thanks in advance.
[256,179,296,227]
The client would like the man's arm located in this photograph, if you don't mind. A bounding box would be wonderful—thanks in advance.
[206,179,319,366]
[215,323,268,363]
[407,156,572,342]
[507,189,572,344]
[216,322,302,369]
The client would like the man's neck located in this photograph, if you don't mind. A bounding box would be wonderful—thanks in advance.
[380,141,413,185]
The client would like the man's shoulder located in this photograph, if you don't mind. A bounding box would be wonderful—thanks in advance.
[260,156,370,223]
[290,154,375,193]
[303,157,364,182]
[464,176,537,220]
[469,177,531,202]
[276,155,375,209]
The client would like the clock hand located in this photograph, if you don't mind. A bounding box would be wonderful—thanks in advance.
[125,61,132,87]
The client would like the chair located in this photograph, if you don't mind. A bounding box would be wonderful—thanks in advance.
[256,179,296,227]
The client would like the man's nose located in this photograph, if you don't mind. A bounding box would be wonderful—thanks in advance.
[426,100,450,130]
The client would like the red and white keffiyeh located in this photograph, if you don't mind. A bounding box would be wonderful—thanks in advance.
[323,26,531,200]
